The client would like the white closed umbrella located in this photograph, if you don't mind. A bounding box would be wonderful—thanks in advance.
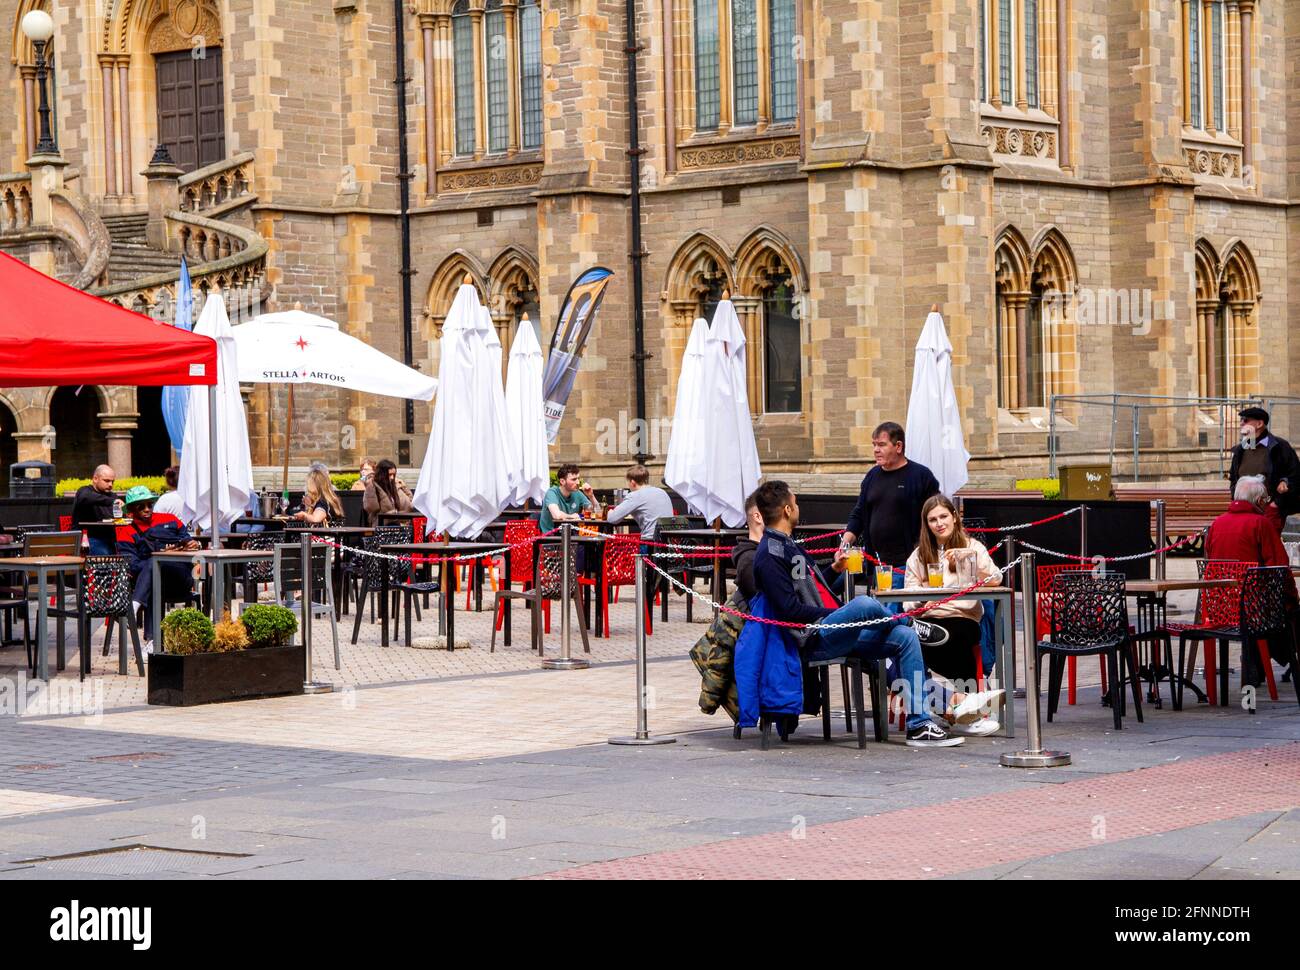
[414,283,515,538]
[179,292,255,533]
[664,318,708,511]
[694,299,762,527]
[904,306,969,496]
[461,305,516,535]
[232,307,437,490]
[504,314,548,506]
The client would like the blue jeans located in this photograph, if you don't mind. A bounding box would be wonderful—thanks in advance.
[811,594,933,731]
[88,535,115,557]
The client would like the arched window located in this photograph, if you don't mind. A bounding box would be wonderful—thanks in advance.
[994,227,1077,410]
[980,0,1041,110]
[447,0,543,160]
[1195,240,1260,398]
[689,0,799,133]
[452,1,477,156]
[760,266,800,413]
[1185,0,1232,135]
[697,257,727,321]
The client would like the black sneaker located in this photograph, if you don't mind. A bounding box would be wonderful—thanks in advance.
[905,721,964,747]
[911,619,950,648]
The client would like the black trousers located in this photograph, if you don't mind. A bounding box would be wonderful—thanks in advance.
[131,563,195,638]
[923,616,983,683]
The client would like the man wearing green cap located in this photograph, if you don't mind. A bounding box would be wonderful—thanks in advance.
[117,485,199,650]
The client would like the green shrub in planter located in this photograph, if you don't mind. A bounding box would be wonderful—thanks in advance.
[331,473,360,491]
[161,608,216,656]
[240,604,298,648]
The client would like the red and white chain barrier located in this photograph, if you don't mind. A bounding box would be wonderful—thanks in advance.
[1015,529,1208,563]
[639,552,1019,630]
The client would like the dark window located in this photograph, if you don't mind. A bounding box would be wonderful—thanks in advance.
[763,271,801,413]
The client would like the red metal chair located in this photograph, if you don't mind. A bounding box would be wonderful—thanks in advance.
[1173,560,1267,707]
[578,533,650,638]
[1037,564,1108,704]
[491,540,589,653]
[492,519,540,634]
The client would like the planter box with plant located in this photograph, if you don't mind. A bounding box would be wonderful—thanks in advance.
[148,606,304,707]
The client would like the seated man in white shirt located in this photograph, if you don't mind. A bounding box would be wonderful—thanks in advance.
[152,466,185,520]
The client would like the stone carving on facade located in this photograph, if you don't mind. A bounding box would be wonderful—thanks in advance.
[677,137,801,171]
[436,163,543,194]
[143,0,222,54]
[981,123,1057,161]
[1184,147,1241,180]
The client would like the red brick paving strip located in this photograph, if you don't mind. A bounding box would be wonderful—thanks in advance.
[538,743,1300,879]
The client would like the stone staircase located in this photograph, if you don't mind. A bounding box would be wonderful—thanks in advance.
[101,212,182,285]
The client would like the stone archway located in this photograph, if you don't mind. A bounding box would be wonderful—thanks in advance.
[48,386,109,482]
[0,397,18,496]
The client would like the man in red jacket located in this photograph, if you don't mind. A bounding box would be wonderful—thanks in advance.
[1206,475,1297,683]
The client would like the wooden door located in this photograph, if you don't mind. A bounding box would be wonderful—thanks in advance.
[155,48,225,173]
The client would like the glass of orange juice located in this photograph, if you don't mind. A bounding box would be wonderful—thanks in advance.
[876,564,893,592]
[844,547,864,574]
[927,562,944,587]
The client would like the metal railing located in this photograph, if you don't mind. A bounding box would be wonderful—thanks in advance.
[1048,392,1300,480]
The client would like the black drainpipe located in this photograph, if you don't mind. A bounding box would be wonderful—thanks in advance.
[394,0,416,435]
[625,0,650,463]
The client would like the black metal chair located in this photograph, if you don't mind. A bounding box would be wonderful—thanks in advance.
[490,542,588,654]
[349,526,409,645]
[1039,571,1143,729]
[81,556,143,678]
[653,515,714,623]
[1178,565,1298,711]
[239,532,276,603]
[21,531,83,675]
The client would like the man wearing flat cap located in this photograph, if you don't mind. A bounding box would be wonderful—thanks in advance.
[1229,407,1300,532]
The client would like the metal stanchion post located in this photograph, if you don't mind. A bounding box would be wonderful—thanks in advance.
[300,533,332,694]
[1080,503,1088,562]
[1001,553,1070,767]
[1007,536,1024,700]
[543,522,589,670]
[610,555,675,745]
[1154,499,1166,581]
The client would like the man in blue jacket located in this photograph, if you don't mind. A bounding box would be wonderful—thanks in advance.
[752,480,1002,747]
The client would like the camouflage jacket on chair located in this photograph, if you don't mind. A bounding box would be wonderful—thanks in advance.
[689,590,746,723]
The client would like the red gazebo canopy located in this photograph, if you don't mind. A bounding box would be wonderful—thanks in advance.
[0,250,217,387]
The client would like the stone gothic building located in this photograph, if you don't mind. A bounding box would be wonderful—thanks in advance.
[1,0,1297,492]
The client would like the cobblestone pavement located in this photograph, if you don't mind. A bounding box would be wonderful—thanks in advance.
[0,561,1297,879]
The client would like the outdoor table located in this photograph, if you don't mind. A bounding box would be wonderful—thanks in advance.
[379,541,500,650]
[534,533,612,636]
[377,511,422,526]
[658,527,748,616]
[150,548,275,639]
[1125,577,1237,708]
[10,556,84,681]
[232,517,289,532]
[872,584,1017,737]
[292,526,375,616]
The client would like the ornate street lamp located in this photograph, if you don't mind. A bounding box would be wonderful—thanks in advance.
[21,9,58,156]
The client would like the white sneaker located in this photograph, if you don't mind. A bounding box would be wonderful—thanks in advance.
[143,639,155,657]
[950,717,1000,736]
[950,689,1006,724]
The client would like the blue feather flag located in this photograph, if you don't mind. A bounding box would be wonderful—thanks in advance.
[160,257,194,460]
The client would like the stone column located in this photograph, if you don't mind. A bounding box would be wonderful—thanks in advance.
[21,67,37,158]
[117,57,134,200]
[437,14,455,167]
[1239,0,1254,171]
[420,14,438,195]
[1056,0,1069,167]
[103,424,135,479]
[504,0,520,153]
[100,57,118,197]
[731,295,762,414]
[470,2,486,159]
[1014,297,1030,409]
[13,431,51,464]
[142,147,184,252]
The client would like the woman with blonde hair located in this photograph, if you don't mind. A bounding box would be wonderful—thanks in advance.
[904,493,1003,735]
[292,467,344,525]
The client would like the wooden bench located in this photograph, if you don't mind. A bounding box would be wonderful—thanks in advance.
[1111,485,1230,553]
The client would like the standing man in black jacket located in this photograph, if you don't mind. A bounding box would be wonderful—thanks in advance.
[841,422,941,584]
[1230,407,1300,531]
